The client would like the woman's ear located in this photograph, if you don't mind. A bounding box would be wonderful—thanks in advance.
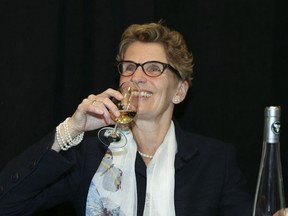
[172,80,189,104]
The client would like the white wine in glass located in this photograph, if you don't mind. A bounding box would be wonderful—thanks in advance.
[98,81,139,148]
[110,110,137,124]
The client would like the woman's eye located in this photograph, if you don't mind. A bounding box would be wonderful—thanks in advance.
[147,64,161,72]
[126,64,136,71]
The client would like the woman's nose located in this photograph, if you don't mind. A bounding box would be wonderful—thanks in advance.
[131,66,146,83]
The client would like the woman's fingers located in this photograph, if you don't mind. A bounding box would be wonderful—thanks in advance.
[87,88,122,117]
[69,88,123,133]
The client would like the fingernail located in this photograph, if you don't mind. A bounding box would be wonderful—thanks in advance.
[115,110,120,117]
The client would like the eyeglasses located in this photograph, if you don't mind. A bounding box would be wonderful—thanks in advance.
[117,60,181,78]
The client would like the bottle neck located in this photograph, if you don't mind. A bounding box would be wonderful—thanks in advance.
[264,107,281,143]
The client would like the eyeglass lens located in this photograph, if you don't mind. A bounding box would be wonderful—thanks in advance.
[120,61,164,76]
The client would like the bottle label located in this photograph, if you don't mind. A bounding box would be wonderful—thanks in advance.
[272,121,281,134]
[264,106,281,143]
[265,119,280,143]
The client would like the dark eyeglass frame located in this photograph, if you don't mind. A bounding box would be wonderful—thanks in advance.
[117,60,182,79]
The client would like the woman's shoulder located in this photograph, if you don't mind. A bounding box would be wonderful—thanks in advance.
[185,131,232,149]
[175,123,235,158]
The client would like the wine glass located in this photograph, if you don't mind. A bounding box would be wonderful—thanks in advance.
[98,81,139,148]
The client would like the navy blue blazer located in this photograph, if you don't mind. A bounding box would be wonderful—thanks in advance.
[0,121,253,215]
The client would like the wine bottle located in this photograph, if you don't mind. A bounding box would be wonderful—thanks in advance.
[253,106,285,216]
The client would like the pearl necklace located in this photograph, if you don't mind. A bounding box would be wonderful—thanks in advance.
[138,150,153,159]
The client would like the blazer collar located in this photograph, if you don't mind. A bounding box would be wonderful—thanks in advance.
[173,120,199,170]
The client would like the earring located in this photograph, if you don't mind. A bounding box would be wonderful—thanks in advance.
[173,97,180,104]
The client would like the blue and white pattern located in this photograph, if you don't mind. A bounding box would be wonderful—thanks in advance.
[86,128,138,216]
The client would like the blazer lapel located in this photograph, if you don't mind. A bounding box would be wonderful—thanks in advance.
[173,120,198,171]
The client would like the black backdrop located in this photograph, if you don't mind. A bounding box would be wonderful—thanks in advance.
[0,0,287,215]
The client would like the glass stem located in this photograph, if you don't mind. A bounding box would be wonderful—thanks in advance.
[109,123,121,142]
[112,123,118,134]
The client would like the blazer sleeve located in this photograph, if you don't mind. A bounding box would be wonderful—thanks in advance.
[220,145,253,215]
[0,131,77,216]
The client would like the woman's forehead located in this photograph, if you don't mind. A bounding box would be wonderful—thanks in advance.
[124,42,167,62]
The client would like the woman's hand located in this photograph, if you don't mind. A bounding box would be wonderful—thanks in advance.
[69,88,123,135]
[273,209,288,216]
[51,88,123,152]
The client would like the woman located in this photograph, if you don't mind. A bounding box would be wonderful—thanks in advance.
[0,22,252,215]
